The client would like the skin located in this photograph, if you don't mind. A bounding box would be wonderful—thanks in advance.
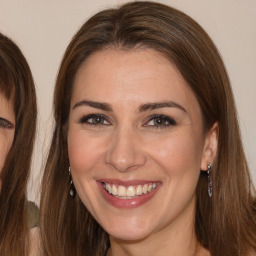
[0,94,15,177]
[68,48,218,256]
[29,227,41,256]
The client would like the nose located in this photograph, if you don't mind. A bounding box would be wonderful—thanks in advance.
[105,127,146,172]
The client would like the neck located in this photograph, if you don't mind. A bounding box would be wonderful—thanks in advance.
[107,198,209,256]
[107,238,209,256]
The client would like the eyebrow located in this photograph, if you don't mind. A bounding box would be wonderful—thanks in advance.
[138,101,187,113]
[73,100,112,111]
[72,100,187,113]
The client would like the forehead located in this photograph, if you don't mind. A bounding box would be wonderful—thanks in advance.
[0,93,15,121]
[0,70,15,100]
[0,93,12,106]
[72,48,200,113]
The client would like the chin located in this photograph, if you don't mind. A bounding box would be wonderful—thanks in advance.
[110,232,150,242]
[106,222,153,242]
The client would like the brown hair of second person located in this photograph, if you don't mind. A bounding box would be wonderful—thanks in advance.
[0,33,37,255]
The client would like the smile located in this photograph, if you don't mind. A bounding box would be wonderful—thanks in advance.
[103,182,158,199]
[98,180,161,208]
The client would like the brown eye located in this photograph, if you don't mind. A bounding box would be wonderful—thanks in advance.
[146,115,176,128]
[0,118,14,129]
[90,116,105,124]
[79,114,110,126]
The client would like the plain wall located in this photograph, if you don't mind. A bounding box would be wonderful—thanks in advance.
[0,0,255,203]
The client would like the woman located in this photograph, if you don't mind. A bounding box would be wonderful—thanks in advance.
[0,33,38,255]
[40,1,256,255]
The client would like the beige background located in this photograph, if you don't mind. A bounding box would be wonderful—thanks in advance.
[0,0,255,203]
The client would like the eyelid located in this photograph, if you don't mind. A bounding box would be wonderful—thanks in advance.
[79,114,111,125]
[143,114,176,127]
[0,117,14,129]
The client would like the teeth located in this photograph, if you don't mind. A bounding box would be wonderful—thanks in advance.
[142,184,148,194]
[112,185,118,195]
[136,185,142,195]
[127,186,136,197]
[106,183,112,193]
[117,186,126,196]
[104,182,158,198]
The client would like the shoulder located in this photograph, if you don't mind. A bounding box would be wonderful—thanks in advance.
[27,201,39,229]
[29,227,41,256]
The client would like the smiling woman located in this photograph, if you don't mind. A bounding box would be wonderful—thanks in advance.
[68,48,216,245]
[0,33,38,256]
[40,1,256,256]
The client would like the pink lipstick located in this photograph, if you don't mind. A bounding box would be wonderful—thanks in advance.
[97,179,161,208]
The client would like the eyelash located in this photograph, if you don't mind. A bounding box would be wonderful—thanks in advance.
[0,118,14,129]
[145,115,177,129]
[78,114,176,129]
[79,114,111,127]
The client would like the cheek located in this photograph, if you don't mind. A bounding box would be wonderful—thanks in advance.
[146,129,204,203]
[68,129,104,175]
[67,128,107,215]
[148,130,203,172]
[145,131,204,219]
[0,132,14,171]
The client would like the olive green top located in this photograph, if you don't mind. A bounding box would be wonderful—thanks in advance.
[27,201,39,229]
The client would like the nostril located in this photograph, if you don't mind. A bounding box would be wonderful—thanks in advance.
[105,134,147,172]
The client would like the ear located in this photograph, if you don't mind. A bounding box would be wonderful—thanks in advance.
[200,122,219,171]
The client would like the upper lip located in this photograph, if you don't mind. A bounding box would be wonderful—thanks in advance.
[97,179,160,186]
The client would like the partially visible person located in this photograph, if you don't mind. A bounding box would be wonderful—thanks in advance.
[0,32,39,256]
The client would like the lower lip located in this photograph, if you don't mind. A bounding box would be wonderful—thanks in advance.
[97,182,161,209]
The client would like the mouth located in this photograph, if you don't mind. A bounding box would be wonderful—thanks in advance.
[97,179,161,208]
[102,182,158,199]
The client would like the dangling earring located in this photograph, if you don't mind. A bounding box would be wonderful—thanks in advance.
[69,167,76,197]
[207,163,213,198]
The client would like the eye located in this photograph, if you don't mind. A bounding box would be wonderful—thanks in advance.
[79,114,110,126]
[0,117,14,129]
[145,115,176,128]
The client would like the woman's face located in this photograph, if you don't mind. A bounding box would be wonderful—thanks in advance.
[68,49,217,241]
[0,94,15,173]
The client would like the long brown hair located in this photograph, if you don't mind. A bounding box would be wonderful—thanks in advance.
[0,33,37,255]
[40,2,256,255]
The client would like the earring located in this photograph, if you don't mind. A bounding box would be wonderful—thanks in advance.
[69,167,76,197]
[207,164,213,198]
